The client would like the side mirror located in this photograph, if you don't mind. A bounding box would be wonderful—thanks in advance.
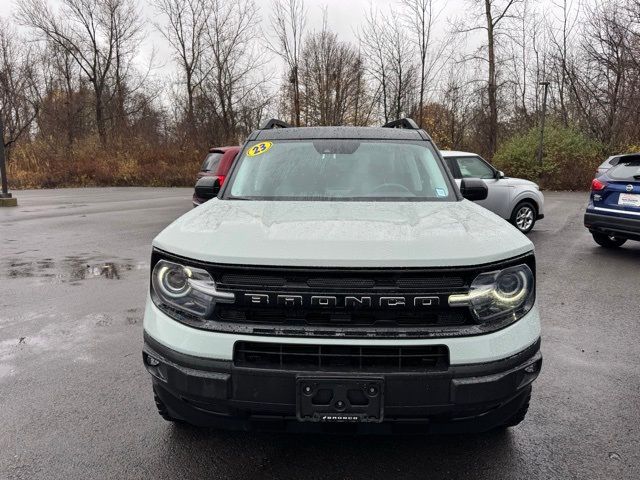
[497,170,505,179]
[460,178,488,201]
[194,176,221,202]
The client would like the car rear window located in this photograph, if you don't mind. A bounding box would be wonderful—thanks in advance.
[599,157,616,169]
[201,152,223,172]
[226,139,455,201]
[608,158,640,181]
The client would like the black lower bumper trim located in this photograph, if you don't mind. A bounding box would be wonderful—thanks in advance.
[143,333,541,433]
[585,211,640,240]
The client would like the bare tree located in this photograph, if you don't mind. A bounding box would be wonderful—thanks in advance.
[458,0,523,157]
[300,17,368,126]
[387,16,418,121]
[484,0,523,157]
[548,0,581,127]
[0,19,40,153]
[151,0,209,132]
[17,0,140,145]
[269,0,306,126]
[400,0,451,127]
[204,0,262,142]
[109,0,145,134]
[569,2,631,147]
[39,40,86,148]
[358,7,391,122]
[442,66,475,149]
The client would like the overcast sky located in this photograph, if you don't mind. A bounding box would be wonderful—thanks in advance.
[0,0,580,63]
[1,0,577,105]
[1,0,484,64]
[0,0,466,41]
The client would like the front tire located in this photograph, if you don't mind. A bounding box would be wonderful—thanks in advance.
[592,232,627,248]
[511,202,537,234]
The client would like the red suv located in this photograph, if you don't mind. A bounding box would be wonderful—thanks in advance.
[192,146,240,206]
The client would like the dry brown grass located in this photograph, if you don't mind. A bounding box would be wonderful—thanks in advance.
[6,136,202,189]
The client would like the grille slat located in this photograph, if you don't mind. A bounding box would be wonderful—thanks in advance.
[234,342,449,371]
[306,278,376,288]
[221,274,286,287]
[216,307,467,327]
[396,277,465,289]
[218,275,464,290]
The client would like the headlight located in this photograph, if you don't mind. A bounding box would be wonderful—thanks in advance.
[448,264,534,322]
[151,260,234,317]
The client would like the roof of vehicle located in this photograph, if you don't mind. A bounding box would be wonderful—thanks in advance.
[607,153,640,161]
[251,126,428,141]
[208,145,241,153]
[440,150,478,157]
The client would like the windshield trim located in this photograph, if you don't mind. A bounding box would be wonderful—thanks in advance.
[220,138,461,202]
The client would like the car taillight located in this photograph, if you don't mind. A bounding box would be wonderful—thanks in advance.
[591,178,607,191]
[217,175,226,185]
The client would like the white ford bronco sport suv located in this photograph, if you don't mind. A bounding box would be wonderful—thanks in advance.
[143,118,542,434]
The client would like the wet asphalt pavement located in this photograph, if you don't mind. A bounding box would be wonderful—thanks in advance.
[0,188,639,480]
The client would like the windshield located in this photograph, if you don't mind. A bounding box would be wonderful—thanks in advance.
[225,139,455,201]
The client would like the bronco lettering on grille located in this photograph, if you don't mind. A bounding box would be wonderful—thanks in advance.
[239,294,440,309]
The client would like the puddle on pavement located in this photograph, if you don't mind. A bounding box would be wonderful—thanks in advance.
[1,256,147,283]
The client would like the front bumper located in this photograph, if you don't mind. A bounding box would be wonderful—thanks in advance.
[143,332,541,433]
[142,298,541,364]
[585,210,640,241]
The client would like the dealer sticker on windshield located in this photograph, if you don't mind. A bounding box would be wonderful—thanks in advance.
[618,193,640,207]
[247,141,273,157]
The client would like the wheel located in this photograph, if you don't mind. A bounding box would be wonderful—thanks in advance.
[154,389,182,423]
[510,202,537,234]
[502,390,531,428]
[592,232,627,248]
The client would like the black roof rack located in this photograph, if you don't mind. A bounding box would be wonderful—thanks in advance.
[382,118,420,130]
[261,118,291,129]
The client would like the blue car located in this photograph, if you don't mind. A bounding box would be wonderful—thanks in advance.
[584,155,640,248]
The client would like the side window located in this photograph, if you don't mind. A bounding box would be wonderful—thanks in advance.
[444,158,460,179]
[455,156,495,179]
[201,153,223,172]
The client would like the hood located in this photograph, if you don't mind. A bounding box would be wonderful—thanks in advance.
[153,199,533,268]
[503,177,539,189]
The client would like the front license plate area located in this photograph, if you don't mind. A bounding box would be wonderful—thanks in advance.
[296,377,384,423]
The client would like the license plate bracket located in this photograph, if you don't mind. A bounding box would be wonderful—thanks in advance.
[618,193,640,207]
[296,377,384,423]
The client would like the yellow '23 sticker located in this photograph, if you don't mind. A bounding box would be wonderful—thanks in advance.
[247,141,273,157]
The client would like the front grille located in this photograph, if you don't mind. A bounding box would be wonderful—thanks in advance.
[234,341,449,371]
[151,249,535,338]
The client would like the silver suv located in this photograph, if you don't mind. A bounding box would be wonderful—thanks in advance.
[441,151,545,234]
